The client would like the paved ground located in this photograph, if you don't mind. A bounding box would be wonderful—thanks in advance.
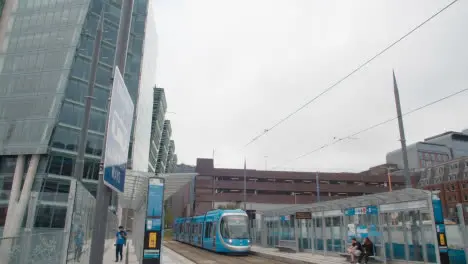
[102,240,194,264]
[164,241,292,264]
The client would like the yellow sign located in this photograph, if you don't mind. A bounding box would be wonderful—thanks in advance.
[149,232,157,248]
[439,234,446,246]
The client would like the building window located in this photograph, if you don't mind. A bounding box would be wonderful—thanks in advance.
[438,167,444,175]
[448,174,457,181]
[465,172,468,179]
[0,156,17,174]
[34,205,67,228]
[451,185,455,191]
[464,195,468,201]
[434,177,442,184]
[450,163,459,171]
[51,126,79,151]
[46,154,75,177]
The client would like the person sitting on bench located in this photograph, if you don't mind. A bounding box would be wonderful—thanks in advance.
[347,238,362,263]
[358,237,374,264]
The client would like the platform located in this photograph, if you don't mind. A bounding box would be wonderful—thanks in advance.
[250,245,348,264]
[102,240,194,263]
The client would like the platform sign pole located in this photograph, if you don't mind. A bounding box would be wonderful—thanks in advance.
[431,193,449,264]
[143,177,165,264]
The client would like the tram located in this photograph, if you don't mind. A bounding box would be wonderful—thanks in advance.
[173,209,251,254]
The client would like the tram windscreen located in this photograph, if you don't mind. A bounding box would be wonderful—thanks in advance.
[220,215,249,239]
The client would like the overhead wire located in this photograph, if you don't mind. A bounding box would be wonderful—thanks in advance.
[272,87,468,169]
[244,0,459,148]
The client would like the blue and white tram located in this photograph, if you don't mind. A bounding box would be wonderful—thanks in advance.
[173,209,251,254]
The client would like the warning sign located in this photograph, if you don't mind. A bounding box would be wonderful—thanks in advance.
[149,232,157,248]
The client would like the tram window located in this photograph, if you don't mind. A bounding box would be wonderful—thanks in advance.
[211,222,216,237]
[205,222,212,238]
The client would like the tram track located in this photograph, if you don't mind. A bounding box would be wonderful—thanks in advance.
[164,241,293,264]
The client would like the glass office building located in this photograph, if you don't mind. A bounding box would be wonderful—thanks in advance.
[148,88,167,173]
[0,0,150,228]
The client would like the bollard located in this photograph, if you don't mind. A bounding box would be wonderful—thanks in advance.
[125,242,129,264]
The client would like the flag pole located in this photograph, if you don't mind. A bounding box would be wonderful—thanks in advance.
[243,158,247,210]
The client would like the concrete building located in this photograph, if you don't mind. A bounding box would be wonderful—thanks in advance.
[165,140,176,173]
[0,0,152,228]
[386,130,468,170]
[174,163,196,173]
[417,157,468,221]
[169,158,417,219]
[148,88,167,173]
[155,120,172,173]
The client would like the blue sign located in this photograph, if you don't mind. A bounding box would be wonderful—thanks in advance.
[143,177,165,263]
[344,206,378,216]
[432,195,444,224]
[103,67,134,193]
[368,224,381,237]
[147,183,164,217]
[367,205,378,215]
[344,208,355,216]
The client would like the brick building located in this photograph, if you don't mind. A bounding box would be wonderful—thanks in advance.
[417,157,468,221]
[168,158,420,219]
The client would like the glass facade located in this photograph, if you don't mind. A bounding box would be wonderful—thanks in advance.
[133,2,159,172]
[155,120,172,173]
[47,0,149,187]
[0,0,89,155]
[148,88,167,173]
[0,0,151,228]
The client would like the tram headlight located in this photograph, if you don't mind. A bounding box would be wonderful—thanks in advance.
[228,239,232,243]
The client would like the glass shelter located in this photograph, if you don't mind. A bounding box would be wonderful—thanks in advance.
[256,189,443,263]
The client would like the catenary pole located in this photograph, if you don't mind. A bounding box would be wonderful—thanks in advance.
[89,1,134,263]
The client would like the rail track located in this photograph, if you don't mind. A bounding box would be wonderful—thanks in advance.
[164,241,293,264]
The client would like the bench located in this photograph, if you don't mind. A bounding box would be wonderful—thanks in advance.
[339,253,383,263]
[275,240,297,253]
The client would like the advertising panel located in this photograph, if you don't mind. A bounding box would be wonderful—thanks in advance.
[103,67,134,193]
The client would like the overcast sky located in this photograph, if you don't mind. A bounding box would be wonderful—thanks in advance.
[152,0,468,172]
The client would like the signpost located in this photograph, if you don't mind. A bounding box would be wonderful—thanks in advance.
[432,194,449,264]
[143,177,165,264]
[295,212,312,220]
[103,67,134,193]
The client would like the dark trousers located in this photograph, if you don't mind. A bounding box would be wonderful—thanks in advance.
[358,252,369,264]
[115,244,123,261]
[75,245,82,261]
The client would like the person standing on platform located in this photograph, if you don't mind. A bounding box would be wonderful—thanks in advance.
[115,226,127,262]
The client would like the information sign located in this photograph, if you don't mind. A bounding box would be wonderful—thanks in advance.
[295,212,312,220]
[143,177,165,264]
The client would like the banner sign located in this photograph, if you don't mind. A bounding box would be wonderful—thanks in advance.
[344,205,378,216]
[143,177,165,264]
[295,212,312,220]
[103,67,134,193]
